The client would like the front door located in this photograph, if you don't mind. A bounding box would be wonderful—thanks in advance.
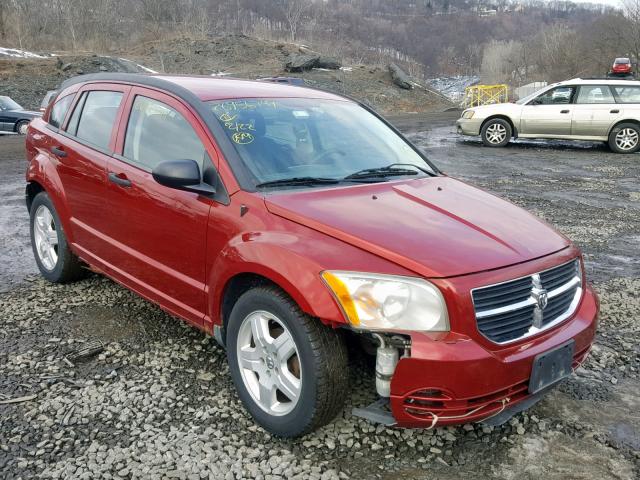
[104,87,218,325]
[571,85,621,137]
[519,86,576,136]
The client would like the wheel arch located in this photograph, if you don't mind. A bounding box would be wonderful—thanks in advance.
[25,180,46,212]
[26,165,75,245]
[212,261,346,346]
[481,115,518,138]
[608,118,640,137]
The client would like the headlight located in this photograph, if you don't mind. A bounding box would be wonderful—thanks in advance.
[462,110,475,119]
[321,271,449,332]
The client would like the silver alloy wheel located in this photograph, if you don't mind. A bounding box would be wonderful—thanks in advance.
[17,122,29,135]
[33,205,59,271]
[485,122,507,144]
[615,128,639,151]
[236,310,302,416]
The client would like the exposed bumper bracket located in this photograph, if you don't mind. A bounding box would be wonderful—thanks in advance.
[352,398,397,426]
[480,389,546,427]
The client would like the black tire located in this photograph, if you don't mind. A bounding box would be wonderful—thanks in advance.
[15,120,29,135]
[608,122,640,154]
[29,192,86,283]
[226,286,348,437]
[481,118,512,147]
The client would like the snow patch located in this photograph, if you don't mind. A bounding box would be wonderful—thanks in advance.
[0,47,50,59]
[427,75,479,102]
[117,57,158,74]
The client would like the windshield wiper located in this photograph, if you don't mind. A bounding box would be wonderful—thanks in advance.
[255,176,341,189]
[343,163,430,180]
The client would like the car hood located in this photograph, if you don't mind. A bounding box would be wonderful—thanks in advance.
[264,176,570,278]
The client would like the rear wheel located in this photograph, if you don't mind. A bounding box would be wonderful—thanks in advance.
[226,286,348,437]
[30,192,86,283]
[608,123,640,154]
[481,118,512,147]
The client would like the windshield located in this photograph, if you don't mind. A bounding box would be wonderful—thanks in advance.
[0,96,22,111]
[208,98,435,189]
[515,85,555,105]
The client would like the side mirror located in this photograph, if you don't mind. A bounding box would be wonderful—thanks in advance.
[152,159,216,195]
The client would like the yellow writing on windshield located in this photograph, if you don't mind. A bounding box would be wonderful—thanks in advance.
[232,132,255,144]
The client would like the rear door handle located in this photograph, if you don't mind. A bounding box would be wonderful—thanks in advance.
[610,109,620,114]
[50,146,67,157]
[108,172,132,188]
[560,110,570,114]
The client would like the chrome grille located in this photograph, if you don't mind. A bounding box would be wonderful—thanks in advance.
[472,259,582,344]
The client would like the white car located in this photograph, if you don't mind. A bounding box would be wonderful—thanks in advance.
[456,78,640,153]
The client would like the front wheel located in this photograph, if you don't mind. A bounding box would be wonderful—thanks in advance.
[16,120,29,135]
[608,123,640,154]
[481,118,512,147]
[226,286,348,437]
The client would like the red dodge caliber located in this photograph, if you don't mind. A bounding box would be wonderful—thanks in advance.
[25,74,598,437]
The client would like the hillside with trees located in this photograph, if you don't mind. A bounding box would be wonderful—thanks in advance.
[0,0,639,86]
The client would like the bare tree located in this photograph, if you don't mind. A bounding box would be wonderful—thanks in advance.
[281,0,311,42]
[619,0,640,69]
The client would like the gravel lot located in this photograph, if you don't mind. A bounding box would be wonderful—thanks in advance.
[1,114,639,479]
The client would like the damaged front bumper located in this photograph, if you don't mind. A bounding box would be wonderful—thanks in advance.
[353,285,598,429]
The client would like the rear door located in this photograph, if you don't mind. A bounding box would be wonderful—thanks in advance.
[519,86,575,136]
[571,85,620,137]
[104,87,218,324]
[48,84,130,263]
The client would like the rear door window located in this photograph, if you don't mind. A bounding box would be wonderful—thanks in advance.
[74,91,123,150]
[576,85,614,104]
[48,94,75,128]
[123,95,206,171]
[612,86,640,103]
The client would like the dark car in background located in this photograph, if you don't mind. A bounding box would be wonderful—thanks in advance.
[0,96,41,135]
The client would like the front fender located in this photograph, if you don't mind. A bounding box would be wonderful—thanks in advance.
[208,231,347,329]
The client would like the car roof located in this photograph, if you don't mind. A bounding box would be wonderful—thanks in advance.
[156,75,345,101]
[61,73,346,103]
[561,78,640,86]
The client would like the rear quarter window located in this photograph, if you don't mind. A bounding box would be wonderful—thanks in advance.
[74,91,123,150]
[613,86,640,103]
[48,94,75,128]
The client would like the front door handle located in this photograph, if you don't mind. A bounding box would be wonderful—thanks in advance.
[50,146,67,157]
[610,109,620,114]
[108,172,132,188]
[560,110,570,114]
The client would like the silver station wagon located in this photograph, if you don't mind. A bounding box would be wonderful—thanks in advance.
[457,78,640,153]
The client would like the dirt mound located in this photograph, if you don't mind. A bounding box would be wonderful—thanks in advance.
[0,55,146,109]
[126,35,453,113]
[1,35,453,113]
